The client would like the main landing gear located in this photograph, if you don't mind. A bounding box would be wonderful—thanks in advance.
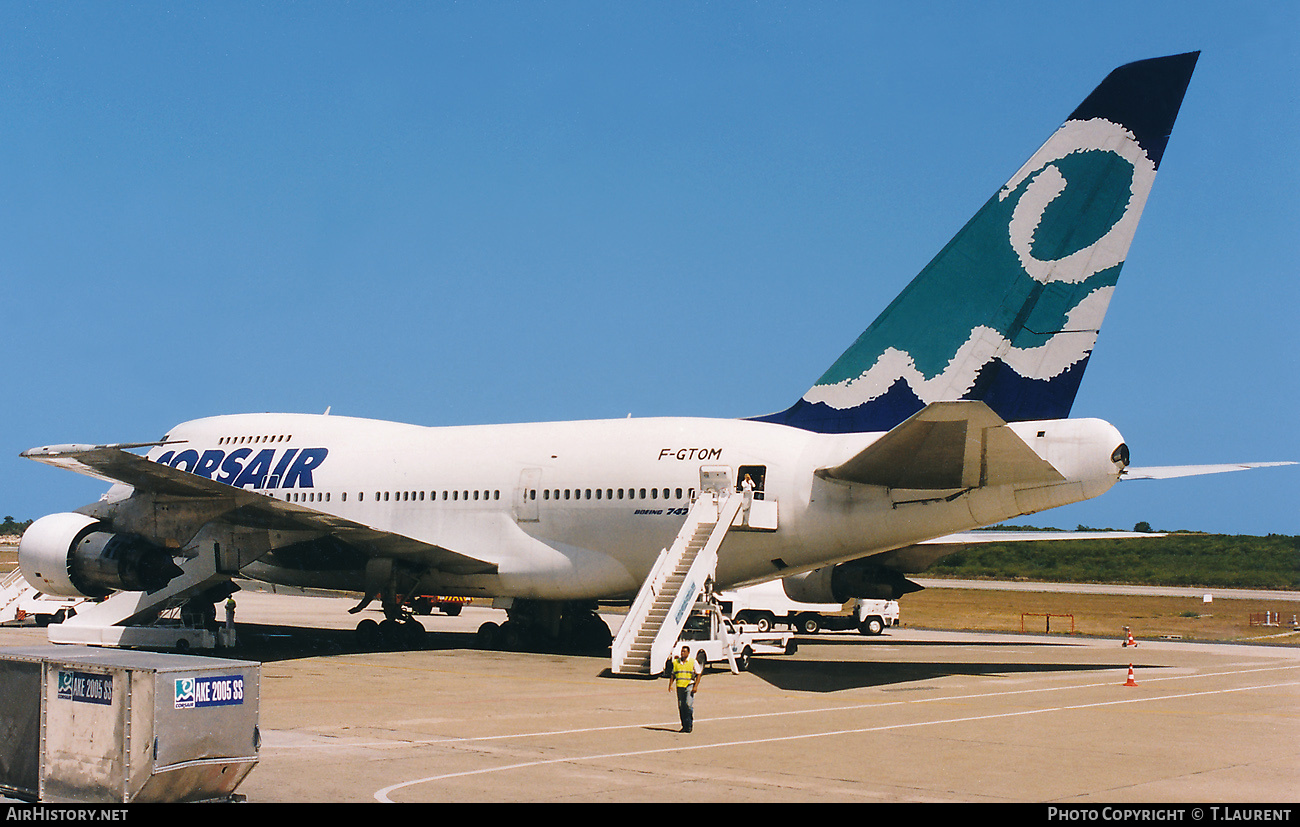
[350,588,429,650]
[348,560,434,651]
[475,599,612,654]
[354,614,427,650]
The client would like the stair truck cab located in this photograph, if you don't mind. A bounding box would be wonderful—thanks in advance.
[671,602,795,674]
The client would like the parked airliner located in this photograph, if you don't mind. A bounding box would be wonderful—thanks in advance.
[15,52,1290,651]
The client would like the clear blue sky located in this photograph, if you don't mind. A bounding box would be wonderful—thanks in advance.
[2,2,1296,534]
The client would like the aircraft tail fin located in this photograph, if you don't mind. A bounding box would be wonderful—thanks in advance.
[756,52,1199,434]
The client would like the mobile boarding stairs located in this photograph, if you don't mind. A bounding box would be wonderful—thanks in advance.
[610,469,780,676]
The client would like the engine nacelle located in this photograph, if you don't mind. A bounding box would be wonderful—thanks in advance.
[19,512,183,598]
[782,559,924,604]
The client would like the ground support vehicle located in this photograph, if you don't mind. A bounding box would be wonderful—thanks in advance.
[409,595,470,616]
[718,581,900,635]
[670,604,795,674]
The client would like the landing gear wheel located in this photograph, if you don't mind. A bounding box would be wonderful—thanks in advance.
[356,618,381,649]
[379,618,406,649]
[499,621,526,650]
[575,612,613,652]
[476,621,500,648]
[400,618,427,648]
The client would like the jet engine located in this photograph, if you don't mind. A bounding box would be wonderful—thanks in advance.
[19,512,184,598]
[781,559,924,604]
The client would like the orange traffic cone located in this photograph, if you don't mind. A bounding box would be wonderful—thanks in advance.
[1122,627,1137,647]
[1124,664,1138,687]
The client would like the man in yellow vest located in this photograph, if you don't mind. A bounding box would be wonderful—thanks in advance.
[668,644,703,733]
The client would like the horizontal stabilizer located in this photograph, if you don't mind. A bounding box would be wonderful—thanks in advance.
[818,401,1063,489]
[1122,462,1296,480]
[920,529,1165,543]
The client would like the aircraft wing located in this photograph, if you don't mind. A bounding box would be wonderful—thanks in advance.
[20,443,497,576]
[1121,462,1295,480]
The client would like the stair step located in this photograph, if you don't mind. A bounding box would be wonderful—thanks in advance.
[610,493,743,678]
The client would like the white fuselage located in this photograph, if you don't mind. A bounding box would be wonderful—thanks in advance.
[132,411,1124,601]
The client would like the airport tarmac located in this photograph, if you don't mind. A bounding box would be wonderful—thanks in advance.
[3,590,1298,804]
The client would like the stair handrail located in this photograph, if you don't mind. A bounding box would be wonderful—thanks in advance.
[611,491,724,674]
[611,544,671,668]
[647,492,742,675]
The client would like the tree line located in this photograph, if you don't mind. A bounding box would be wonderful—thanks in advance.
[1,517,32,536]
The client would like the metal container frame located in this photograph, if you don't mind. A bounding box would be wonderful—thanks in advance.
[0,646,259,803]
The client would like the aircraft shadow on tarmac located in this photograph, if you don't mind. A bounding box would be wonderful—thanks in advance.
[209,625,1158,696]
[804,635,1082,648]
[744,656,1157,693]
[222,622,620,663]
[218,623,480,662]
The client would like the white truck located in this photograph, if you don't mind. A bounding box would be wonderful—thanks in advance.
[717,580,900,636]
[671,604,796,673]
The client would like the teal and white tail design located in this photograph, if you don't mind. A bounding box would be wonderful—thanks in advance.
[756,53,1198,434]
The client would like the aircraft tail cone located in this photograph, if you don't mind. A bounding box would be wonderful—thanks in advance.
[1124,664,1138,687]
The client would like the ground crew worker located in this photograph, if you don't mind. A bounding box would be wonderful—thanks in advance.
[668,644,703,733]
[225,596,236,632]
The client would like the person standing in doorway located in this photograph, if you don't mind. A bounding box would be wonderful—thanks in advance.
[668,644,702,732]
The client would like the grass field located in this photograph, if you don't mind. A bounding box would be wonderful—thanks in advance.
[904,584,1299,644]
